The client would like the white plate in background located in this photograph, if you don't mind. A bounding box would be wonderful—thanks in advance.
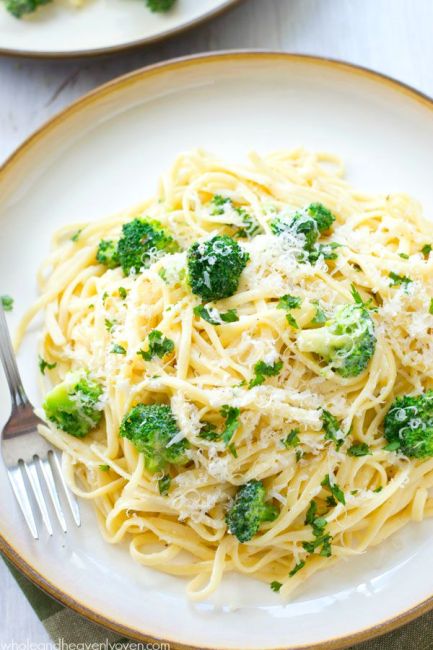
[0,0,240,57]
[1,53,433,649]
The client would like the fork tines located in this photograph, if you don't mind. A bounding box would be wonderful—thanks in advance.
[8,452,80,540]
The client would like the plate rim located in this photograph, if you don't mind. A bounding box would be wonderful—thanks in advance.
[0,0,243,59]
[1,50,433,649]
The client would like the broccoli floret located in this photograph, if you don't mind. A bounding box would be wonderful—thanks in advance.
[145,0,176,12]
[384,392,433,457]
[119,403,189,473]
[117,218,180,276]
[187,235,249,302]
[43,370,103,438]
[226,479,279,543]
[96,240,120,269]
[6,0,51,17]
[271,202,335,244]
[271,202,336,262]
[297,301,376,378]
[96,239,119,269]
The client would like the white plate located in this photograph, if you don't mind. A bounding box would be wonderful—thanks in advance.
[0,0,240,57]
[1,53,433,649]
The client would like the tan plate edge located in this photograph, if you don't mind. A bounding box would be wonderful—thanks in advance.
[1,51,433,650]
[0,0,244,60]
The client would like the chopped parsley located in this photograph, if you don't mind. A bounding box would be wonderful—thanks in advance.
[198,422,220,441]
[373,486,383,493]
[158,474,172,496]
[111,344,127,355]
[289,560,305,577]
[99,464,110,472]
[118,287,128,299]
[308,242,341,262]
[311,300,327,324]
[1,295,13,312]
[71,229,82,242]
[249,359,283,388]
[399,252,409,259]
[211,194,262,239]
[302,500,332,557]
[351,283,377,311]
[38,356,57,375]
[220,405,241,447]
[193,305,239,325]
[138,330,174,361]
[321,474,345,505]
[198,409,240,450]
[389,271,412,288]
[321,409,344,450]
[429,298,433,315]
[347,442,371,457]
[281,428,300,448]
[227,442,238,458]
[285,313,299,329]
[277,294,302,310]
[270,580,282,592]
[277,294,301,328]
[105,318,116,332]
[421,244,432,256]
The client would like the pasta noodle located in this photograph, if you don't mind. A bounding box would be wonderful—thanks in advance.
[17,148,433,599]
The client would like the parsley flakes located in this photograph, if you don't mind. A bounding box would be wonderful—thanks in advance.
[347,442,371,457]
[1,295,13,312]
[321,474,345,505]
[194,305,239,325]
[389,271,412,288]
[38,356,57,375]
[138,330,174,361]
[321,409,344,450]
[249,359,283,388]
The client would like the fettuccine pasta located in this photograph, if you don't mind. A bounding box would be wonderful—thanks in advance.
[17,148,433,600]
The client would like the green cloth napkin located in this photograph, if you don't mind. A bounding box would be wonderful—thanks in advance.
[4,554,433,649]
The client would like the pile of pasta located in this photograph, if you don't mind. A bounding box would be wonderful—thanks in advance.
[18,148,433,599]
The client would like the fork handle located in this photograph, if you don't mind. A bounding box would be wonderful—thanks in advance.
[0,305,28,408]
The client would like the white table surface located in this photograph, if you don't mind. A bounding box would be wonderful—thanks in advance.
[1,0,433,643]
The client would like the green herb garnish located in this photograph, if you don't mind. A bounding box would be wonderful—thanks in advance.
[38,356,57,375]
[249,359,283,388]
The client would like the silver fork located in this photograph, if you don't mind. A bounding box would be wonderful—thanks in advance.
[0,305,80,539]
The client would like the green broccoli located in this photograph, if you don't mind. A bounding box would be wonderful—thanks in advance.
[384,391,433,458]
[226,479,279,543]
[270,202,336,262]
[271,202,335,243]
[6,0,51,17]
[119,403,189,473]
[96,239,119,269]
[187,235,249,302]
[43,370,103,438]
[297,296,376,377]
[145,0,176,12]
[117,218,180,276]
